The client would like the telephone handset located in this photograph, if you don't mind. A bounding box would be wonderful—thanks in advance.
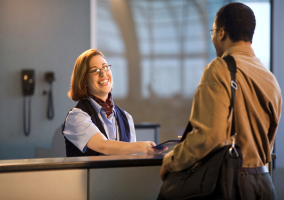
[44,72,55,120]
[21,69,35,136]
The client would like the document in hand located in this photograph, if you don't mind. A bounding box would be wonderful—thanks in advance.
[152,140,180,149]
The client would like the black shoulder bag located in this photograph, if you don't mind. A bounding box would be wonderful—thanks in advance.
[158,55,243,200]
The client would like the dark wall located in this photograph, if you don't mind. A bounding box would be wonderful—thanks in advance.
[0,0,90,159]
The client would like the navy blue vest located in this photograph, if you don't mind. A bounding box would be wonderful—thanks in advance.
[62,99,131,157]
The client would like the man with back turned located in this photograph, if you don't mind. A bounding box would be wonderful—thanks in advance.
[160,2,282,199]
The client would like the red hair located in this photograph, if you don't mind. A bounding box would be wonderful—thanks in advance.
[68,49,105,101]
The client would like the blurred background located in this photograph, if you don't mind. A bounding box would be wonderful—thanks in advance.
[0,0,282,172]
[94,0,272,145]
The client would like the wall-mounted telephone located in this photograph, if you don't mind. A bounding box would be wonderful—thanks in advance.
[44,72,55,120]
[45,72,54,84]
[22,70,35,96]
[21,69,35,136]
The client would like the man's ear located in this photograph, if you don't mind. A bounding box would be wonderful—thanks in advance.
[219,28,226,41]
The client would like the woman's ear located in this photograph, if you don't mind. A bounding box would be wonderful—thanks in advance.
[85,82,88,92]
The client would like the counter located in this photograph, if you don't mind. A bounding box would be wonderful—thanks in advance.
[0,154,164,200]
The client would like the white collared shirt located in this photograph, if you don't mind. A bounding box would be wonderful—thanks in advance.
[63,98,136,153]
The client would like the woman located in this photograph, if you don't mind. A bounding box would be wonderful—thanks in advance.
[63,49,160,156]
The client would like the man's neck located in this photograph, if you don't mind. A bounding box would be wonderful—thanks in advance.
[224,40,251,51]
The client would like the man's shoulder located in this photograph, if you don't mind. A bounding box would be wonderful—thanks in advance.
[200,57,230,86]
[207,57,228,72]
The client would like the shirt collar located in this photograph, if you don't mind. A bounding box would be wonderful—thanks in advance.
[88,97,115,115]
[221,45,255,58]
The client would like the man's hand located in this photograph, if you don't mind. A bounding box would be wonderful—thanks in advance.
[159,164,169,181]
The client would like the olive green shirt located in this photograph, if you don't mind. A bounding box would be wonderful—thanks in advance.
[163,45,282,172]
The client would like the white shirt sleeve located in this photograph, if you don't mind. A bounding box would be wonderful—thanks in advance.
[124,110,136,142]
[63,108,101,153]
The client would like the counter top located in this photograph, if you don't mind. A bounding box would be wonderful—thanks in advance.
[0,154,164,173]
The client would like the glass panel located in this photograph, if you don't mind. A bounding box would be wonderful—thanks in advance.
[183,59,207,98]
[130,0,208,99]
[94,0,271,97]
[93,0,271,140]
[242,2,271,70]
[96,0,127,98]
[108,57,128,98]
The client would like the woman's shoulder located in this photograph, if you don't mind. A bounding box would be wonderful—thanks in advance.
[66,107,91,122]
[114,105,133,121]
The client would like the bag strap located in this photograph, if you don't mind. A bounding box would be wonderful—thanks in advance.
[223,55,240,157]
[223,55,237,137]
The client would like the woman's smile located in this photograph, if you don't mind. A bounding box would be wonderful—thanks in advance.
[87,55,113,101]
[98,78,109,86]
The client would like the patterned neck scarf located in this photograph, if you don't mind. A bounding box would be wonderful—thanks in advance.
[89,93,114,117]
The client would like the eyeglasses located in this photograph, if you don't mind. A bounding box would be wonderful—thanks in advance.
[209,29,219,38]
[88,65,111,75]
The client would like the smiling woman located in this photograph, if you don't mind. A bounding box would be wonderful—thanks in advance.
[87,55,113,101]
[62,49,163,157]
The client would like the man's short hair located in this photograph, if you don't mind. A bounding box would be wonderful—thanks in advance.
[68,49,105,101]
[216,2,256,43]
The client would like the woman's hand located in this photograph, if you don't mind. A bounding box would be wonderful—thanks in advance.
[137,141,166,154]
